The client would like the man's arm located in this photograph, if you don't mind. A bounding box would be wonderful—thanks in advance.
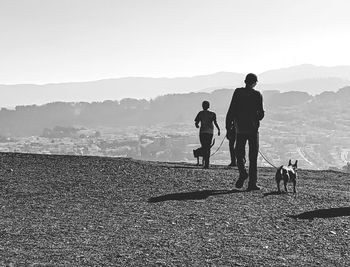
[225,92,236,130]
[226,90,238,139]
[257,93,264,121]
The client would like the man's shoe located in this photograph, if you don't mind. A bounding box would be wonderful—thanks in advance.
[228,162,237,167]
[235,173,248,188]
[246,185,261,191]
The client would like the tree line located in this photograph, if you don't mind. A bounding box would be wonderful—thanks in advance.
[0,86,349,137]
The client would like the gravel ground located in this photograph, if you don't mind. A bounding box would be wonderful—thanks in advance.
[0,152,349,266]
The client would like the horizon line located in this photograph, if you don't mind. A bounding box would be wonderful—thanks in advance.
[1,63,349,86]
[2,86,349,110]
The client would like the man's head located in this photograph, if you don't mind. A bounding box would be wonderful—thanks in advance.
[244,73,258,88]
[202,100,210,110]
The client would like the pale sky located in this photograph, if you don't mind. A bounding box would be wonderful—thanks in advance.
[1,0,350,84]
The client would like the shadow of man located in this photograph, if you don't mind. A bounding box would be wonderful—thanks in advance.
[288,207,350,220]
[148,189,242,203]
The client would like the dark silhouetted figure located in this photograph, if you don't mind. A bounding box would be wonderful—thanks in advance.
[226,73,264,190]
[195,101,220,169]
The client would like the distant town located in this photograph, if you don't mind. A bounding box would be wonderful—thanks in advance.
[1,118,349,173]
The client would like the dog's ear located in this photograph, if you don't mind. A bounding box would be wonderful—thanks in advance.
[293,160,298,168]
[288,159,292,166]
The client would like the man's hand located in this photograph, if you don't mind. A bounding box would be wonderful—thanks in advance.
[226,130,231,140]
[195,123,199,129]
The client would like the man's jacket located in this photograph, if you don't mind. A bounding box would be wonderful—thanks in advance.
[226,87,264,134]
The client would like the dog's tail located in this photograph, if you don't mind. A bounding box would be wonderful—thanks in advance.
[210,138,215,148]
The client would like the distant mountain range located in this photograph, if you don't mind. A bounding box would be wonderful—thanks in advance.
[258,64,350,95]
[260,64,350,82]
[1,64,350,108]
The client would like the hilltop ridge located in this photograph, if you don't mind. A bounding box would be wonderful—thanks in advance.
[1,152,349,266]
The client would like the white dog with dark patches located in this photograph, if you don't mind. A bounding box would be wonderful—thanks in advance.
[275,160,298,193]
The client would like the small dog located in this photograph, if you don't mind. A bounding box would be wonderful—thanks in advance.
[193,139,215,166]
[275,159,298,193]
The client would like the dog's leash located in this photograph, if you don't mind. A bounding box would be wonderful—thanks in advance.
[210,137,226,157]
[209,137,280,170]
[258,149,278,169]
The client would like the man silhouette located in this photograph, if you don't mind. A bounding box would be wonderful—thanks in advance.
[195,101,220,169]
[226,73,264,190]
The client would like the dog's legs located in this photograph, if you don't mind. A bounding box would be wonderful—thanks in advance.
[276,179,281,193]
[284,180,288,193]
[293,180,296,193]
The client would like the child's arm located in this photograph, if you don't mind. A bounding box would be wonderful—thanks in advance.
[213,114,220,136]
[194,112,200,128]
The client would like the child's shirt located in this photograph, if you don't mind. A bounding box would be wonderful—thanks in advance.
[195,110,217,134]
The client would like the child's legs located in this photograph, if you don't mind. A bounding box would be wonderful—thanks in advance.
[200,133,213,167]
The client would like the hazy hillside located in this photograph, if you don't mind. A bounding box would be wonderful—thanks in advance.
[0,72,244,108]
[1,86,349,137]
[2,64,350,108]
[260,64,350,83]
[259,77,350,95]
[201,65,350,94]
[1,152,349,266]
